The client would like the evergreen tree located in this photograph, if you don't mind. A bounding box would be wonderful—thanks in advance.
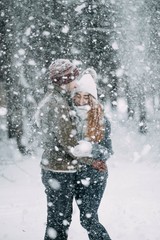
[69,0,119,106]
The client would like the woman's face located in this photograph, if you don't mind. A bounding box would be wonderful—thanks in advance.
[73,92,90,106]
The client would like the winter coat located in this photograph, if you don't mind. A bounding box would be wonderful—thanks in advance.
[92,118,113,161]
[34,85,113,172]
[35,85,79,172]
[74,114,113,165]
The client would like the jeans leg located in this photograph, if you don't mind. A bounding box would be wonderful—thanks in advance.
[42,170,75,240]
[75,166,111,240]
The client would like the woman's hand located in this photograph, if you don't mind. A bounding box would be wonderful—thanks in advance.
[71,140,92,157]
[92,160,107,172]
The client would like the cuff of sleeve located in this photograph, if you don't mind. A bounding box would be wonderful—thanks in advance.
[78,157,94,165]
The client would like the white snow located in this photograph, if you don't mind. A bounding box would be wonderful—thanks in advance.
[41,68,47,74]
[25,27,31,36]
[47,227,57,239]
[42,31,50,37]
[134,45,145,52]
[48,178,61,190]
[81,178,90,187]
[28,59,36,66]
[1,11,5,17]
[0,111,160,240]
[112,41,119,50]
[75,3,86,14]
[116,68,124,77]
[61,25,69,34]
[29,16,34,21]
[18,49,26,56]
[0,107,7,116]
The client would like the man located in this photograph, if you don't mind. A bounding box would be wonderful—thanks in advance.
[36,59,91,240]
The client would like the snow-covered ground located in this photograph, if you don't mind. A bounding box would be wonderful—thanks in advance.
[0,109,160,240]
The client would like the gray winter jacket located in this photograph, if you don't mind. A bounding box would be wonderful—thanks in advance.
[35,85,79,171]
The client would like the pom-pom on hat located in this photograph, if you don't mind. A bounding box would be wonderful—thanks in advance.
[74,68,98,99]
[49,59,79,86]
[82,68,97,81]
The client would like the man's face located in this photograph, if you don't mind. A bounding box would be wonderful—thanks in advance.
[65,80,78,92]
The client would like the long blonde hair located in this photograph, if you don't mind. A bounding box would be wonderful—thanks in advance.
[86,95,105,142]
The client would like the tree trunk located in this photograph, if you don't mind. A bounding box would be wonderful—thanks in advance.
[125,82,135,119]
[138,90,147,134]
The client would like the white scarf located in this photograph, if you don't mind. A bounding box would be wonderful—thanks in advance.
[74,105,91,121]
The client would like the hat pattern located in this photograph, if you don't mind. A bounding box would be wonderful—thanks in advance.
[49,59,79,85]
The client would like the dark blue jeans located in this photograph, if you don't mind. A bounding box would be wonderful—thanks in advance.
[41,165,111,240]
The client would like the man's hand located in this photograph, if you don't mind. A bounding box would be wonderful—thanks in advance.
[92,160,107,172]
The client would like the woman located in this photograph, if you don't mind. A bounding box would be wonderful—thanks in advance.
[71,68,113,240]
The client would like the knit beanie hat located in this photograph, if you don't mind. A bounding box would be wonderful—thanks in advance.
[74,68,98,99]
[49,59,79,86]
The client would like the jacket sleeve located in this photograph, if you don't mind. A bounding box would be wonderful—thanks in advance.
[47,102,79,156]
[91,118,114,161]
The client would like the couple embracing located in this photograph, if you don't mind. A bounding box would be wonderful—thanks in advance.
[36,59,113,240]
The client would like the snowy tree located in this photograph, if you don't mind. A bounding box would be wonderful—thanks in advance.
[0,0,28,153]
[115,0,151,133]
[146,0,160,112]
[68,0,120,107]
[1,0,76,153]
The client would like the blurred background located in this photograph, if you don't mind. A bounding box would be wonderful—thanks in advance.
[1,0,160,154]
